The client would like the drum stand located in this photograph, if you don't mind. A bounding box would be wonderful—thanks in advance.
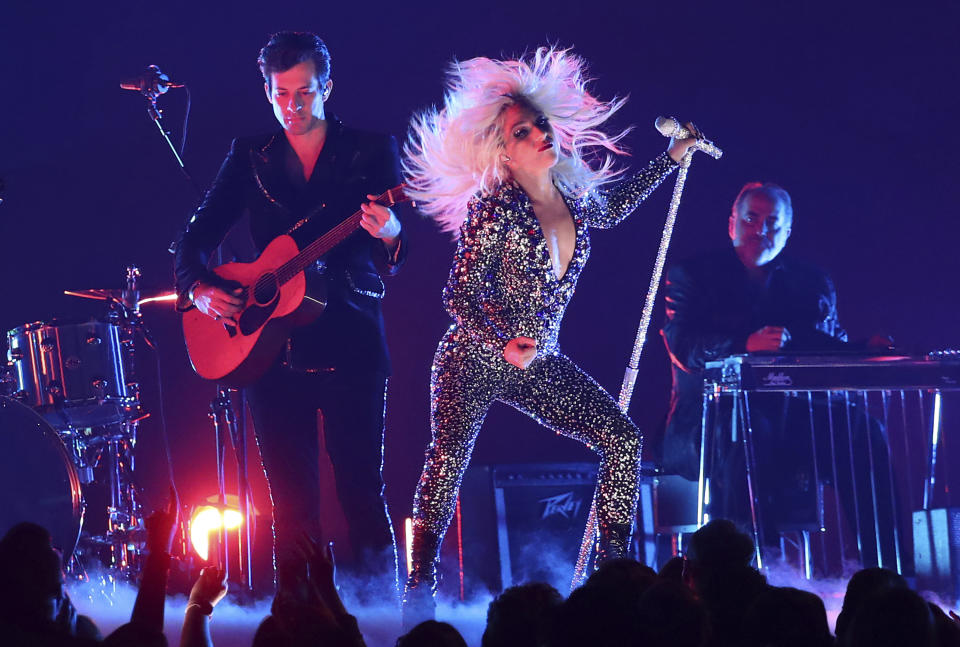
[103,268,150,573]
[209,387,255,592]
[69,267,154,579]
[104,429,144,572]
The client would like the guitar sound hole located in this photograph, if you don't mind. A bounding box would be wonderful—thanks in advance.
[253,274,279,306]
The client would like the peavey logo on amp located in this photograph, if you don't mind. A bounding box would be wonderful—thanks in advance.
[762,371,793,387]
[539,492,583,520]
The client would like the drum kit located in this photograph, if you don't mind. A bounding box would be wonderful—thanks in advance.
[1,265,177,578]
[0,70,259,584]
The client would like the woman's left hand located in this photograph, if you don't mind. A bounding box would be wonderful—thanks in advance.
[667,121,703,163]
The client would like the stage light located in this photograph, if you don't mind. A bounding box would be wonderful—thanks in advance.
[404,517,413,575]
[223,509,243,530]
[190,505,243,561]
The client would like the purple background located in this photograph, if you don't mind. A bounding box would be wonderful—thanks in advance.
[2,1,958,566]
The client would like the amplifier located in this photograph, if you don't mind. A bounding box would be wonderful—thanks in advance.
[456,462,654,594]
[654,474,701,533]
[913,508,960,600]
[455,463,597,593]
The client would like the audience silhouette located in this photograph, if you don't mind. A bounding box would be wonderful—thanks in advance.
[3,514,957,647]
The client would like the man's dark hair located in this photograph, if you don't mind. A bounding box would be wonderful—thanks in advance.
[636,580,707,647]
[683,519,768,647]
[0,523,62,607]
[546,584,639,647]
[835,567,909,643]
[258,31,331,88]
[482,582,563,647]
[396,620,467,647]
[743,586,833,647]
[584,557,657,597]
[848,587,936,647]
[684,518,755,569]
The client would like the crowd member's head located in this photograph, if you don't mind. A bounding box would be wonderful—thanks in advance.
[742,586,834,647]
[846,587,936,647]
[0,522,104,646]
[684,518,756,574]
[396,620,467,647]
[482,582,563,647]
[101,623,167,647]
[729,182,793,269]
[636,579,708,647]
[584,558,657,600]
[0,522,65,631]
[835,567,909,644]
[657,555,685,582]
[546,583,639,647]
[252,613,357,647]
[257,31,333,137]
[683,519,768,647]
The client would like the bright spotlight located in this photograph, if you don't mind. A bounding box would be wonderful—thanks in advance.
[405,517,413,575]
[223,509,243,530]
[190,505,243,561]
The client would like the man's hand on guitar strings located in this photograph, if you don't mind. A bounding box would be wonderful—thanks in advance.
[192,282,244,324]
[360,194,401,252]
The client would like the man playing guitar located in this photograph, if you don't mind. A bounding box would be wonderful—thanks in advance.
[174,31,405,587]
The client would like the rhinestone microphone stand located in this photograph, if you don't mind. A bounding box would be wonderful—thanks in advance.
[571,120,723,589]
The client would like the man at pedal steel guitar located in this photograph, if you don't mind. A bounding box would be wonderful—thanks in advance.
[659,182,895,564]
[174,32,406,585]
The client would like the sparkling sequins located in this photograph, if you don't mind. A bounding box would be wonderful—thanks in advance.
[411,153,678,543]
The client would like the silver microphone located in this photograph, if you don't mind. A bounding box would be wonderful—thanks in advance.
[655,116,723,159]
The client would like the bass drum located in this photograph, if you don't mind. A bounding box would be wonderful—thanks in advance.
[0,396,82,560]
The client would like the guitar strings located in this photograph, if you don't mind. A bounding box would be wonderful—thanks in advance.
[241,189,402,305]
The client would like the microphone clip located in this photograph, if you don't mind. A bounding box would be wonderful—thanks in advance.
[121,65,183,106]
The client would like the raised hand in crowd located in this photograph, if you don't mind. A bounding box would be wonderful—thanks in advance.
[300,534,349,619]
[252,534,366,647]
[128,487,180,638]
[180,567,227,647]
[145,486,181,555]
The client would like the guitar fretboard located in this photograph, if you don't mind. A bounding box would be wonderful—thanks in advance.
[247,185,407,303]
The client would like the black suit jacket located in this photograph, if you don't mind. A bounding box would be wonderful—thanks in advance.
[658,248,847,479]
[174,117,407,376]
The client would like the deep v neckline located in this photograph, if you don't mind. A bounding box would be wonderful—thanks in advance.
[530,193,578,282]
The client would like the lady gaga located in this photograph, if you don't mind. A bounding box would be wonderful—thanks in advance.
[402,46,698,612]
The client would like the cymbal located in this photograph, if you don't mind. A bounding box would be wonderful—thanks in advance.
[64,288,177,306]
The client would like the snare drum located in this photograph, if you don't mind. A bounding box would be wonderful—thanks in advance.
[6,320,134,428]
[0,396,83,560]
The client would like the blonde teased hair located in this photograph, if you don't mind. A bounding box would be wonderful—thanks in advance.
[403,46,630,234]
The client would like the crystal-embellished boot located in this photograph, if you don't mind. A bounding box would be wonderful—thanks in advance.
[401,527,440,630]
[596,522,633,565]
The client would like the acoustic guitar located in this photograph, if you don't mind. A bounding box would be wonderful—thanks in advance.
[182,184,409,387]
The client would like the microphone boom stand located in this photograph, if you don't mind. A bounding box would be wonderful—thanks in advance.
[570,127,723,589]
[128,67,201,196]
[126,69,255,590]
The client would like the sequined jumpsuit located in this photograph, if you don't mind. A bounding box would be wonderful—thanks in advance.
[411,152,678,550]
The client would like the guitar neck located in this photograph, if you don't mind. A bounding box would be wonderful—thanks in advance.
[272,184,407,287]
[275,210,364,285]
